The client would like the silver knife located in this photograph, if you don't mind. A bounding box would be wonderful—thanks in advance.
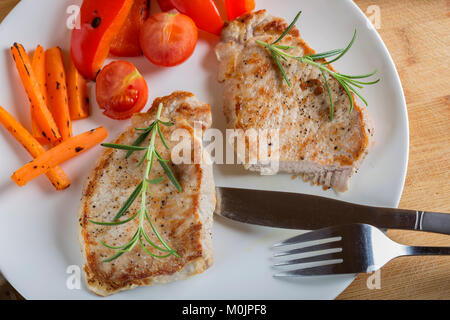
[215,187,450,235]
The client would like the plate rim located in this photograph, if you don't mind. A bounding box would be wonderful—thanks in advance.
[347,0,410,210]
[0,0,409,300]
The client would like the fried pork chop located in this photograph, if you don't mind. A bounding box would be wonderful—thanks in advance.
[78,91,215,296]
[215,10,374,191]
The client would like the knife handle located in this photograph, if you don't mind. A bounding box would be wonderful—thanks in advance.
[215,186,450,234]
[387,208,450,235]
[414,211,450,235]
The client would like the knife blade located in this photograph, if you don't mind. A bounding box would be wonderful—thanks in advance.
[215,187,450,235]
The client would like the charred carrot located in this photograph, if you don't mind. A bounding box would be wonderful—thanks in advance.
[30,45,48,145]
[46,47,72,141]
[11,127,107,187]
[10,43,60,143]
[30,117,47,145]
[67,56,89,120]
[0,106,70,190]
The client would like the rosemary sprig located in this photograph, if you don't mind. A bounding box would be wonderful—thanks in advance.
[89,103,181,262]
[255,11,380,121]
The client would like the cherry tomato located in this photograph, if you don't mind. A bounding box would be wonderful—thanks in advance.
[110,0,150,57]
[169,0,223,35]
[157,0,175,11]
[96,61,148,120]
[225,0,256,21]
[139,12,198,67]
[71,0,133,80]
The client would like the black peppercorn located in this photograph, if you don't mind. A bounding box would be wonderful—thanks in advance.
[91,17,101,28]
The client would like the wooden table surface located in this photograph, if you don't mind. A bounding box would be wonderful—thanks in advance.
[0,0,449,300]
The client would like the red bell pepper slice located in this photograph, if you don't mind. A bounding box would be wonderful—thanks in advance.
[169,0,224,36]
[110,0,150,57]
[70,0,134,80]
[225,0,256,21]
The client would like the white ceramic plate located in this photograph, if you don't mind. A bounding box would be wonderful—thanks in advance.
[0,0,408,299]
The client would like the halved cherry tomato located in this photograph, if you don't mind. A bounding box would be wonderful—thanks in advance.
[225,0,255,21]
[139,12,198,67]
[157,0,175,11]
[110,0,150,57]
[71,0,133,80]
[95,61,148,120]
[169,0,223,35]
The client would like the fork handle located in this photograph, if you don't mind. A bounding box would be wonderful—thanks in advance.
[404,246,450,256]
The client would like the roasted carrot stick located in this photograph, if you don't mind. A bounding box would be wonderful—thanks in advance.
[10,43,60,143]
[30,116,47,145]
[11,127,107,187]
[46,47,72,141]
[30,45,48,145]
[0,106,70,190]
[67,56,89,120]
[32,45,48,102]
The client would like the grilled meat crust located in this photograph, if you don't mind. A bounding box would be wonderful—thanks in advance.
[216,10,374,191]
[78,91,215,296]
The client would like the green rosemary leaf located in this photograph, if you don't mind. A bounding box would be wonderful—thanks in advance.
[126,130,152,158]
[307,48,343,60]
[135,123,155,132]
[103,251,125,263]
[139,236,172,258]
[101,240,131,250]
[346,78,380,86]
[320,69,334,121]
[255,39,270,48]
[147,149,155,173]
[116,232,140,253]
[270,49,291,87]
[102,143,147,151]
[273,44,296,50]
[277,52,288,61]
[116,242,138,253]
[156,123,170,150]
[335,77,355,113]
[156,151,182,192]
[102,230,139,262]
[146,177,165,184]
[141,224,175,253]
[112,182,143,221]
[145,210,180,257]
[158,120,174,127]
[325,29,357,65]
[272,11,302,44]
[137,151,147,168]
[338,70,378,79]
[346,83,368,106]
[89,212,139,226]
[342,77,364,89]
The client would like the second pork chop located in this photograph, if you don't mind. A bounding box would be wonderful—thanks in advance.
[216,10,374,192]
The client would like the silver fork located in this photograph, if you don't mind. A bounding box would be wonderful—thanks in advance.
[272,224,450,277]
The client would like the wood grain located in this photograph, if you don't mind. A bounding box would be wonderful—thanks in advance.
[339,0,450,300]
[0,0,18,21]
[0,0,449,300]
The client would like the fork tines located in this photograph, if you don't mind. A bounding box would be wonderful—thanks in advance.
[272,227,344,277]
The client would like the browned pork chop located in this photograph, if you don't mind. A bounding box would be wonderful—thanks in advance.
[215,10,374,191]
[78,91,215,296]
